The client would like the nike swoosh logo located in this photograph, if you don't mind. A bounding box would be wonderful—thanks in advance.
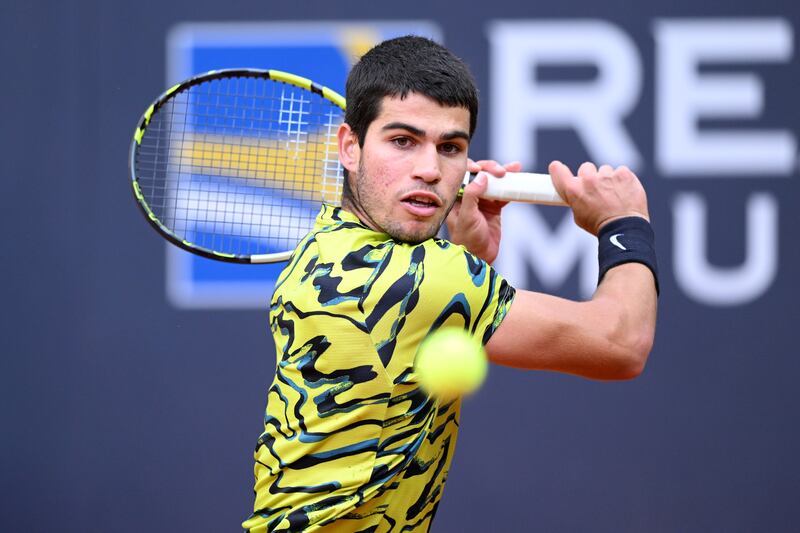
[610,234,627,251]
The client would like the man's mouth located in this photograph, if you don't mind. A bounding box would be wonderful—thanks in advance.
[404,197,437,208]
[399,191,442,218]
[400,191,442,208]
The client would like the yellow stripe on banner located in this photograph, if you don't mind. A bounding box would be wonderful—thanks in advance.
[172,132,342,204]
[339,28,381,65]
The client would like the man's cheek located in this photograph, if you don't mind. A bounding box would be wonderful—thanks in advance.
[372,163,395,188]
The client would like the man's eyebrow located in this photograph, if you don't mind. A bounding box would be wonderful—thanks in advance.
[381,122,425,136]
[381,122,470,142]
[441,130,470,142]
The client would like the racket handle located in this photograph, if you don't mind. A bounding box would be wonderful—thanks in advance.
[463,171,567,206]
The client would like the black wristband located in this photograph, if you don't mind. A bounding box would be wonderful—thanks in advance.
[597,217,659,295]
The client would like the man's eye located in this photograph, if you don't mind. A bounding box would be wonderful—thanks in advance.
[439,143,462,154]
[392,137,413,148]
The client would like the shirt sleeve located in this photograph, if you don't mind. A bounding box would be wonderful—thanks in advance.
[361,238,516,354]
[420,239,516,345]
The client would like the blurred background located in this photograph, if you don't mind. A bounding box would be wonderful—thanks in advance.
[2,0,798,531]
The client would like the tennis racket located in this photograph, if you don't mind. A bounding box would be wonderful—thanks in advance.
[129,68,566,264]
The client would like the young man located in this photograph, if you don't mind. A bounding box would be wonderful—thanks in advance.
[243,36,658,532]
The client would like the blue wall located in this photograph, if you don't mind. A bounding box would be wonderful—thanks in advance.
[2,1,798,531]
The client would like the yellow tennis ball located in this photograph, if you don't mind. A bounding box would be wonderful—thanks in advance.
[414,328,488,399]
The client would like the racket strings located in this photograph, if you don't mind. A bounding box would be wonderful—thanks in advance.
[135,75,344,258]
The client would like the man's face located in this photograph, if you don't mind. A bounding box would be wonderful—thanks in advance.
[339,93,470,243]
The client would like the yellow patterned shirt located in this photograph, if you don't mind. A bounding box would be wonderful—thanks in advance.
[243,205,515,532]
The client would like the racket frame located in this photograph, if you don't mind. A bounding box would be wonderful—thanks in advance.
[129,68,346,264]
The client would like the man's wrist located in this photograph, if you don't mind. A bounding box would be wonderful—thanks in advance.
[597,216,659,295]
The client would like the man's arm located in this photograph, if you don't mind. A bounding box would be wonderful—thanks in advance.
[486,263,656,380]
[485,160,658,380]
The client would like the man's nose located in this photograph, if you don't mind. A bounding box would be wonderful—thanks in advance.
[413,144,442,183]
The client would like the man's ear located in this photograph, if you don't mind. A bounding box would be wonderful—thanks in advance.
[338,123,360,174]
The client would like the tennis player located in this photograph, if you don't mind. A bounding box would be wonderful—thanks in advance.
[243,36,658,532]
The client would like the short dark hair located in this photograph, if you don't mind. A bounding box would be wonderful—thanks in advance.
[344,35,479,146]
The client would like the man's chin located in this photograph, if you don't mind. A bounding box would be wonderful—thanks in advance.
[386,222,440,244]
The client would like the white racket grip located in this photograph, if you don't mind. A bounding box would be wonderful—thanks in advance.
[463,171,567,206]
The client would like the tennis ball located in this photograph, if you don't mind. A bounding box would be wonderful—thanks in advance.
[414,328,488,399]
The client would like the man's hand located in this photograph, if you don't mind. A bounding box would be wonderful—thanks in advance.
[549,161,650,235]
[446,159,522,264]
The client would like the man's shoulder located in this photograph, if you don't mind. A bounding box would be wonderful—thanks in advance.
[310,206,490,276]
[387,238,493,289]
